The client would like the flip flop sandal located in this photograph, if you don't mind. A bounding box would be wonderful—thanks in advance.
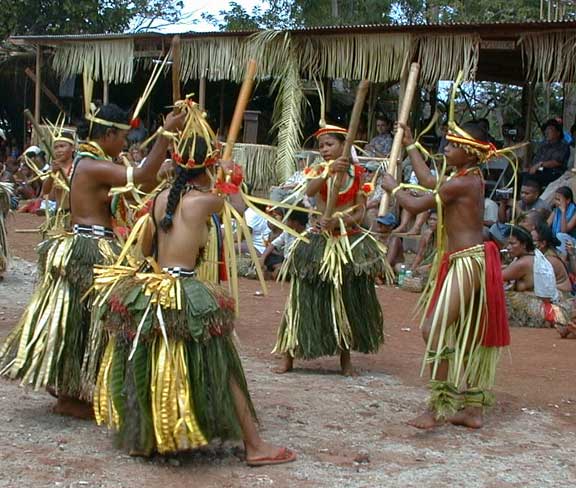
[246,447,297,467]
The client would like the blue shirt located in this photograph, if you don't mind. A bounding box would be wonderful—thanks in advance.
[552,202,576,237]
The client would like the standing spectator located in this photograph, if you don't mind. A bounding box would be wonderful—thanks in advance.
[365,116,393,157]
[526,119,570,187]
[437,121,449,154]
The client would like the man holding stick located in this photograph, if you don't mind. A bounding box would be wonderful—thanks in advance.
[381,116,510,429]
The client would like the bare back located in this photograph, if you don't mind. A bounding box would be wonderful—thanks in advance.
[439,172,485,252]
[152,189,223,269]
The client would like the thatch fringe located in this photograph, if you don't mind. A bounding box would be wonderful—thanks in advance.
[52,40,134,84]
[520,31,576,82]
[297,33,412,82]
[415,34,480,86]
[230,143,280,192]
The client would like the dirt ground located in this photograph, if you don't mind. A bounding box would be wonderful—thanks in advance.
[1,213,575,487]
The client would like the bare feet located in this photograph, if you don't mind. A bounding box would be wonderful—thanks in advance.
[557,323,576,339]
[407,409,442,430]
[448,407,484,429]
[340,350,357,377]
[273,355,294,374]
[52,396,94,420]
[245,441,297,467]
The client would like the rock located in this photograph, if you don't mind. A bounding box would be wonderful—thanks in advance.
[354,451,370,464]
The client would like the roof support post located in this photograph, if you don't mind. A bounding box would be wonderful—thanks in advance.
[199,74,206,110]
[103,81,110,105]
[34,45,42,123]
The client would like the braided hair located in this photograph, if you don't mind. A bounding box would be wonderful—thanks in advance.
[159,138,208,232]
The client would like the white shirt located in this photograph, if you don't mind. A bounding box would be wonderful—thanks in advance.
[272,231,297,257]
[244,207,271,254]
[484,198,499,224]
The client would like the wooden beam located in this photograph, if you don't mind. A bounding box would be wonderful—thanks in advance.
[34,46,42,123]
[24,68,66,113]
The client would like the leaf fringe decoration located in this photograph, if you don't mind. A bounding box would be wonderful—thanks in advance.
[416,34,480,86]
[520,31,576,82]
[52,40,134,84]
[297,33,412,82]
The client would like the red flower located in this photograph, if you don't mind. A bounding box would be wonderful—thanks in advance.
[172,152,183,164]
[130,118,141,129]
[362,183,373,194]
[215,181,240,195]
[230,164,244,186]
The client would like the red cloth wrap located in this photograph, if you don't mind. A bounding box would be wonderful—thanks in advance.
[319,165,364,207]
[426,241,510,348]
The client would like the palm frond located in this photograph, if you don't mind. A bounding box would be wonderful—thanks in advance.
[520,31,576,82]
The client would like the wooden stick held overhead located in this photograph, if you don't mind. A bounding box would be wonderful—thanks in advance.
[378,62,420,216]
[323,80,370,219]
[222,59,258,161]
[171,35,182,104]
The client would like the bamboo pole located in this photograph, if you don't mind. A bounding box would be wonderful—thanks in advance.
[378,62,420,217]
[323,80,370,219]
[34,45,42,124]
[222,59,257,161]
[171,35,181,104]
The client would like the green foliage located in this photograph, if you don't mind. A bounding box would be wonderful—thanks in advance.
[0,0,183,38]
[204,0,576,31]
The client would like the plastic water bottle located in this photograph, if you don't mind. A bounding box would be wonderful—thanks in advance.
[398,265,406,286]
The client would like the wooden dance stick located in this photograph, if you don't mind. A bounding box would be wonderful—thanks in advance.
[171,35,182,104]
[323,80,370,219]
[378,62,420,216]
[222,59,258,162]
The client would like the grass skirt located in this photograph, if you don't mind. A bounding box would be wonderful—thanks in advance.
[422,243,509,419]
[506,290,572,328]
[274,231,386,359]
[93,273,255,455]
[0,233,118,399]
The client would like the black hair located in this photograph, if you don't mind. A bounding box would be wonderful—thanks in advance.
[556,185,574,202]
[461,121,488,143]
[286,208,309,227]
[77,104,130,140]
[159,138,208,232]
[522,178,541,192]
[541,118,563,135]
[477,118,490,131]
[507,225,535,252]
[534,221,561,249]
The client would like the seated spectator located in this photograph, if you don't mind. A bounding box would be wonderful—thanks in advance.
[477,118,498,147]
[526,119,570,187]
[503,226,571,328]
[244,204,271,255]
[410,210,437,276]
[365,116,393,157]
[259,208,308,279]
[269,153,312,207]
[374,213,404,270]
[497,179,549,225]
[541,122,576,203]
[363,162,383,229]
[547,186,576,254]
[532,222,572,293]
[484,195,498,229]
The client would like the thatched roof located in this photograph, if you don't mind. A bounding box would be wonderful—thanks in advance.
[9,20,576,85]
